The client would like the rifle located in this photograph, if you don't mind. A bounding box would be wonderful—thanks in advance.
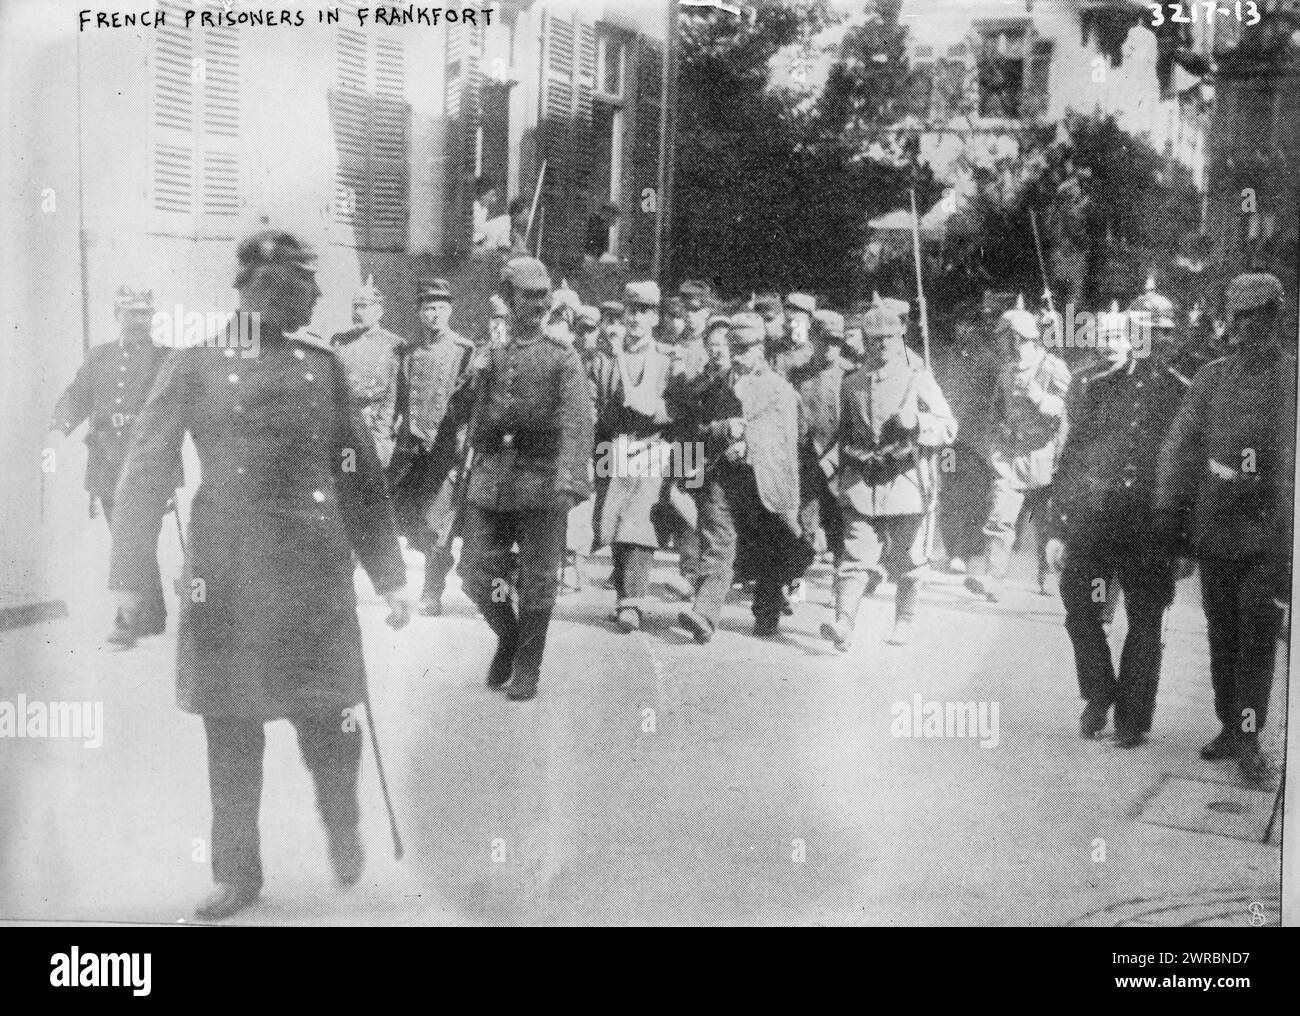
[1030,210,1055,317]
[908,187,940,559]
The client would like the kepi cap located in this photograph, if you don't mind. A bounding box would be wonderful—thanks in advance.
[503,257,552,293]
[624,280,661,308]
[417,277,454,304]
[860,306,905,338]
[728,312,766,347]
[599,300,625,317]
[784,292,817,316]
[576,305,600,328]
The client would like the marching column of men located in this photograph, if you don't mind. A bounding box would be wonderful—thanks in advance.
[51,220,1294,919]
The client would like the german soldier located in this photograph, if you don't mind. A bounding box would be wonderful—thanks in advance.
[47,284,182,649]
[108,231,411,920]
[329,275,402,468]
[389,278,476,616]
[821,305,957,650]
[1155,273,1295,783]
[793,309,848,565]
[1048,306,1187,747]
[678,313,810,643]
[458,257,594,701]
[965,301,1070,600]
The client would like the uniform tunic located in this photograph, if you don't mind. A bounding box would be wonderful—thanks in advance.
[329,325,402,468]
[1052,358,1188,730]
[108,333,405,721]
[51,339,182,499]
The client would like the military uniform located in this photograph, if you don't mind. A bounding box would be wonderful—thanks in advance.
[1156,274,1295,773]
[458,257,594,700]
[329,323,402,468]
[389,280,476,612]
[823,307,957,650]
[679,314,810,642]
[1052,350,1188,743]
[793,311,847,563]
[50,287,182,635]
[968,310,1070,597]
[110,314,405,901]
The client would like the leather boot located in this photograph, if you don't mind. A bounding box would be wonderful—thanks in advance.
[327,825,365,888]
[504,608,551,701]
[195,882,260,921]
[480,600,519,689]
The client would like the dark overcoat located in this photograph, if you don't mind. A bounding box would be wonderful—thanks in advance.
[109,330,406,722]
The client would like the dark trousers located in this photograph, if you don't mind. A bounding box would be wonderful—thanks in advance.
[797,465,844,564]
[459,503,569,614]
[203,714,362,891]
[935,442,990,563]
[612,543,655,610]
[1200,555,1285,736]
[101,492,166,622]
[1060,541,1175,735]
[694,465,811,628]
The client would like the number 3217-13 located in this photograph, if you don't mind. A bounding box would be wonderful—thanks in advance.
[1151,2,1261,25]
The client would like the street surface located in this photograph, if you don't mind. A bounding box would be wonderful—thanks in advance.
[0,502,1287,926]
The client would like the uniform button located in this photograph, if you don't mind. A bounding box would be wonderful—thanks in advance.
[294,349,306,360]
[304,372,314,381]
[225,349,236,358]
[312,490,325,502]
[228,373,239,383]
[120,366,127,372]
[115,398,122,404]
[233,404,243,413]
[236,466,246,475]
[117,381,125,388]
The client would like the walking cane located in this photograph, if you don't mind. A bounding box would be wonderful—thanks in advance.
[361,677,404,861]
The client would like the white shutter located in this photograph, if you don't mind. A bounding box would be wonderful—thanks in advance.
[150,1,240,236]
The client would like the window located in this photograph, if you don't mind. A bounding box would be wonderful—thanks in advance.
[973,21,1051,121]
[149,0,240,236]
[328,23,409,251]
[598,34,626,98]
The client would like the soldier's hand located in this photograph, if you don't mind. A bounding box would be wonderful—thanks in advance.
[1044,538,1066,571]
[893,406,918,431]
[384,592,413,630]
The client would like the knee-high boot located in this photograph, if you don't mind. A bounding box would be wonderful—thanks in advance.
[504,608,552,701]
[480,599,518,689]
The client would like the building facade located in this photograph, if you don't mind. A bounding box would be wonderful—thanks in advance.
[2,0,671,618]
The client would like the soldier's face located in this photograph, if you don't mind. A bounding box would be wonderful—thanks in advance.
[281,271,321,332]
[706,329,731,371]
[730,342,765,375]
[421,299,452,332]
[687,306,710,335]
[353,300,383,328]
[669,315,687,339]
[761,309,784,340]
[489,318,508,344]
[1230,303,1277,349]
[844,327,865,362]
[600,314,626,347]
[865,331,903,367]
[624,304,658,344]
[118,307,154,342]
[512,286,551,330]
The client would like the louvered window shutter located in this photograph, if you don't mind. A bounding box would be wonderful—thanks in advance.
[330,22,409,252]
[151,1,240,236]
[540,11,576,266]
[1022,39,1053,121]
[444,20,482,256]
[629,37,663,274]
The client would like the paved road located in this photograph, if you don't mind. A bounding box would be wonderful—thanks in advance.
[0,516,1287,926]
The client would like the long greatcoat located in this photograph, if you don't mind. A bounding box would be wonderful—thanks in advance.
[109,329,406,722]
